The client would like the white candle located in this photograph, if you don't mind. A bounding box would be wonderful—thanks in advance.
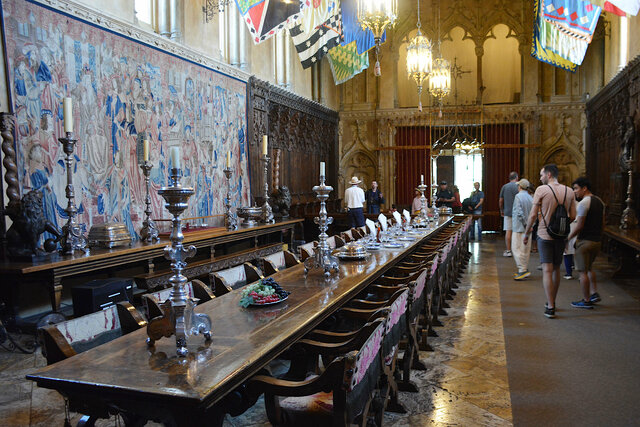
[226,151,231,168]
[262,135,268,156]
[170,146,180,169]
[320,162,325,176]
[143,139,149,162]
[63,97,73,133]
[421,174,424,184]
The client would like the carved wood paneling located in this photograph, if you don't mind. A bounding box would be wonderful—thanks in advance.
[586,55,640,225]
[248,77,339,209]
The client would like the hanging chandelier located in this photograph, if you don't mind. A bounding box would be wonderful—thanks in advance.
[406,0,432,112]
[357,0,398,77]
[429,57,451,100]
[454,137,484,154]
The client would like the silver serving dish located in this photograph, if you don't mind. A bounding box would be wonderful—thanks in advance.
[333,241,369,260]
[238,205,263,227]
[88,222,132,248]
[438,207,452,215]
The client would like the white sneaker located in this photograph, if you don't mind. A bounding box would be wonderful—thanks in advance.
[537,265,543,270]
[563,275,572,280]
[503,250,512,257]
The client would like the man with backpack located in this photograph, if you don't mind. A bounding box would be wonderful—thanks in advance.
[524,164,576,318]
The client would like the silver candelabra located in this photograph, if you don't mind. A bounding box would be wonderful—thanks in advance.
[140,161,160,242]
[417,183,428,223]
[304,174,339,278]
[147,168,211,356]
[223,167,239,231]
[432,184,440,223]
[261,155,275,223]
[58,132,88,255]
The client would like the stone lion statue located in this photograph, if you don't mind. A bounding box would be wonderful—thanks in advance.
[6,190,60,258]
[271,186,292,218]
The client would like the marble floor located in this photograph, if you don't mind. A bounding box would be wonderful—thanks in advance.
[0,240,513,426]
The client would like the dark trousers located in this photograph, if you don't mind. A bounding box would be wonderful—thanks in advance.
[348,208,365,228]
[367,204,380,214]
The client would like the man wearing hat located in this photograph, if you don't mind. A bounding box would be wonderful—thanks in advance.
[436,181,455,208]
[345,176,366,228]
[512,178,534,280]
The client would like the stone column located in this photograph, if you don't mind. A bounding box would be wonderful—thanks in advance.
[475,44,485,105]
[228,2,239,67]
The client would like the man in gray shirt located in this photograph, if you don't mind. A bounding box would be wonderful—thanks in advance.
[499,171,519,257]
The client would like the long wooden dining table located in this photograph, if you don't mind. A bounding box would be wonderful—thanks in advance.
[27,216,454,426]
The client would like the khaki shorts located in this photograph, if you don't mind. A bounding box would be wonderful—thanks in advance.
[574,240,601,272]
[504,216,513,231]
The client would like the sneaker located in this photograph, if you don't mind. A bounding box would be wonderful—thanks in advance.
[571,300,594,309]
[503,250,512,257]
[514,270,531,281]
[537,265,543,270]
[544,307,556,318]
[590,292,601,303]
[563,275,573,280]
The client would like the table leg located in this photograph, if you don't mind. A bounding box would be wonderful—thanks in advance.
[50,276,63,312]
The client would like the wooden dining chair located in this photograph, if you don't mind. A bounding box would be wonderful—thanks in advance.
[247,318,387,427]
[142,279,215,320]
[210,263,264,297]
[298,241,317,261]
[38,302,147,365]
[261,250,301,276]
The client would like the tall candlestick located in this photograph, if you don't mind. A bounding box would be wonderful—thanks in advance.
[421,174,424,184]
[170,146,180,169]
[320,161,325,176]
[63,98,73,133]
[143,139,149,162]
[262,135,268,156]
[226,151,231,168]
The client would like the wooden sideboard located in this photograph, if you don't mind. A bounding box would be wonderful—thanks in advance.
[603,226,640,277]
[0,219,302,323]
[26,217,455,426]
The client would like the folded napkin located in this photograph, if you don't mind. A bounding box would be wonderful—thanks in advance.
[403,209,411,223]
[393,211,402,225]
[366,219,377,237]
[378,213,388,231]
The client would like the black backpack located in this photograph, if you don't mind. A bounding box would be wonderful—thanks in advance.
[541,185,570,240]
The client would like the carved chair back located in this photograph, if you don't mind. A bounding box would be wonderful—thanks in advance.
[261,250,300,276]
[142,279,214,320]
[298,241,316,261]
[38,302,147,365]
[210,262,264,296]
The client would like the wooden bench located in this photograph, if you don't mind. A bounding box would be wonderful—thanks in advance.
[603,226,640,277]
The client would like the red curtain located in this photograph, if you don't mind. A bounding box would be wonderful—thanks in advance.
[482,124,522,231]
[395,127,431,208]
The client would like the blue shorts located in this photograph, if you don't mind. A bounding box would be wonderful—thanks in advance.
[537,237,565,266]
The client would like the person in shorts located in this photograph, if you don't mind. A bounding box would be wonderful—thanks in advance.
[567,177,605,309]
[524,164,576,318]
[499,172,519,257]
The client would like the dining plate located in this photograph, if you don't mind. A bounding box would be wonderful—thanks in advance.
[383,242,405,248]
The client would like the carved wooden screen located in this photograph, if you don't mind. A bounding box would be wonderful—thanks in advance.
[586,55,639,225]
[394,127,431,209]
[482,124,522,231]
[247,77,339,209]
